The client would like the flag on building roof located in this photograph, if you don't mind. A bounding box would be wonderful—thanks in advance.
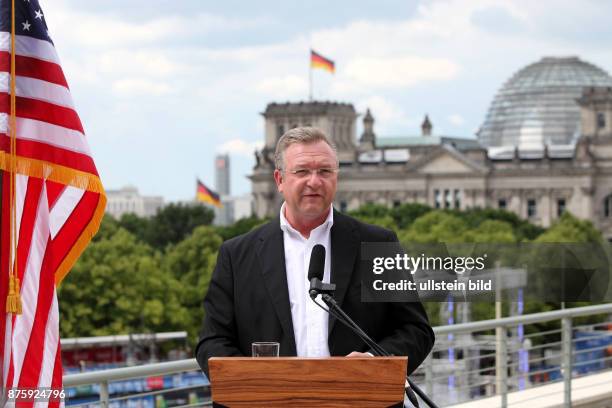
[0,0,106,401]
[310,50,335,73]
[197,179,222,208]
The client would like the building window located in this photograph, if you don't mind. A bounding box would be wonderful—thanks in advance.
[453,189,461,209]
[444,189,452,209]
[604,195,612,217]
[277,125,284,138]
[340,201,347,212]
[498,198,507,210]
[434,189,441,209]
[557,198,566,217]
[597,112,606,130]
[393,200,401,208]
[527,199,537,218]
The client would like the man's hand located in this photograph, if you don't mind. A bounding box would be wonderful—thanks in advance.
[346,351,374,357]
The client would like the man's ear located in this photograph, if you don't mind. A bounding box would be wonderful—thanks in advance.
[273,169,283,193]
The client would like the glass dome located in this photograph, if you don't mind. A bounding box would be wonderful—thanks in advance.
[478,57,612,147]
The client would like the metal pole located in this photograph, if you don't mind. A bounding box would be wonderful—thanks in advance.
[562,316,572,408]
[309,65,313,101]
[500,326,508,408]
[100,381,109,408]
[425,352,433,397]
[495,263,503,397]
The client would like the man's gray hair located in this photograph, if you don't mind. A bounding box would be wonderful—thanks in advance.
[274,127,338,170]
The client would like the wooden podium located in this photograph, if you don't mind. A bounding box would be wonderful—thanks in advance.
[208,357,407,407]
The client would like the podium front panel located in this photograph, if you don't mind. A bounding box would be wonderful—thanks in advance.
[208,356,407,407]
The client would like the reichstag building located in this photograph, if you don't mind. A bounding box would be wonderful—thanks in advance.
[250,57,612,238]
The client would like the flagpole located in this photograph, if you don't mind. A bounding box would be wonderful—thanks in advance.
[6,0,22,314]
[309,50,313,101]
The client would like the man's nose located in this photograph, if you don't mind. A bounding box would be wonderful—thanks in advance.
[306,170,323,186]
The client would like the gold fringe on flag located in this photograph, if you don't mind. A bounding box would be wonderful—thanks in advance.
[5,275,22,315]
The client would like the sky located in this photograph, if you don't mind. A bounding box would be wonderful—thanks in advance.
[40,0,612,201]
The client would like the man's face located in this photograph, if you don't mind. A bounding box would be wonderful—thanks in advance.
[274,141,338,222]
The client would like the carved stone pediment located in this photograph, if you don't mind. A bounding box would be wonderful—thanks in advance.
[409,145,488,175]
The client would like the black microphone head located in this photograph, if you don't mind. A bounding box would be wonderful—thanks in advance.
[307,244,326,281]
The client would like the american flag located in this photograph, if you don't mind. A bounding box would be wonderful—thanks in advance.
[0,0,106,405]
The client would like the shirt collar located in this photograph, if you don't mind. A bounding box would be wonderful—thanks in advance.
[279,202,334,238]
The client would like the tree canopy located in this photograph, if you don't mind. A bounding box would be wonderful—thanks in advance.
[59,203,608,345]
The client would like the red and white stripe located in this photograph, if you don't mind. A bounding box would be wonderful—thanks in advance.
[1,28,105,407]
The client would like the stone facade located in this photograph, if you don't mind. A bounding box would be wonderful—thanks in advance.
[105,185,164,219]
[250,88,612,239]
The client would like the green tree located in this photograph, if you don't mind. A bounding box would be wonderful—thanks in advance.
[399,211,469,243]
[450,207,543,241]
[347,203,395,230]
[215,216,268,241]
[535,212,603,243]
[463,219,517,243]
[145,203,214,249]
[346,202,432,231]
[118,212,150,243]
[164,225,223,342]
[95,215,120,241]
[58,228,190,338]
[391,203,432,229]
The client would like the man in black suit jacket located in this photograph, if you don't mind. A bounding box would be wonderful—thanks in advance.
[196,127,434,376]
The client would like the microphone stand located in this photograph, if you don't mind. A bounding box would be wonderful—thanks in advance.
[311,288,439,408]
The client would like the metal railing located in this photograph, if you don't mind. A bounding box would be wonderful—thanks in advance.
[63,303,612,407]
[412,303,612,407]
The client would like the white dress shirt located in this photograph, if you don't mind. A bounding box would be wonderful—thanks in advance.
[280,203,333,357]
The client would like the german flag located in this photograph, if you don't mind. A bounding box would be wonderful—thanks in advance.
[197,179,222,207]
[311,50,335,73]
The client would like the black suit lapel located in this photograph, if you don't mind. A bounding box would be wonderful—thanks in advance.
[256,219,297,355]
[329,211,359,334]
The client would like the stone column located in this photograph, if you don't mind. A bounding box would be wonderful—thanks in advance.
[541,189,552,228]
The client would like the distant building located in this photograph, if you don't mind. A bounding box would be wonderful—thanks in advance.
[212,154,253,225]
[213,200,233,226]
[105,186,164,219]
[229,193,253,221]
[251,57,612,239]
[213,153,232,226]
[215,154,230,195]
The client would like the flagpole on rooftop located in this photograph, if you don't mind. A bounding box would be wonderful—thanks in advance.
[309,49,313,101]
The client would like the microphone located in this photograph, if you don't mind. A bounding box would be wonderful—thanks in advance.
[308,244,325,284]
[308,244,336,299]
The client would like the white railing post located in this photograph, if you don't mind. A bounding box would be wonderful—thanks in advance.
[499,325,508,408]
[562,316,572,408]
[99,381,109,407]
[425,352,433,397]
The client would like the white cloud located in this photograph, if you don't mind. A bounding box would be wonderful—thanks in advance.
[355,96,416,134]
[255,75,309,98]
[344,56,460,89]
[357,96,404,123]
[112,79,173,96]
[47,5,272,49]
[96,51,184,77]
[448,114,465,126]
[217,139,264,157]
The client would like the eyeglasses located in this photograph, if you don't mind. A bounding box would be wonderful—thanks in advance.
[284,167,338,179]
